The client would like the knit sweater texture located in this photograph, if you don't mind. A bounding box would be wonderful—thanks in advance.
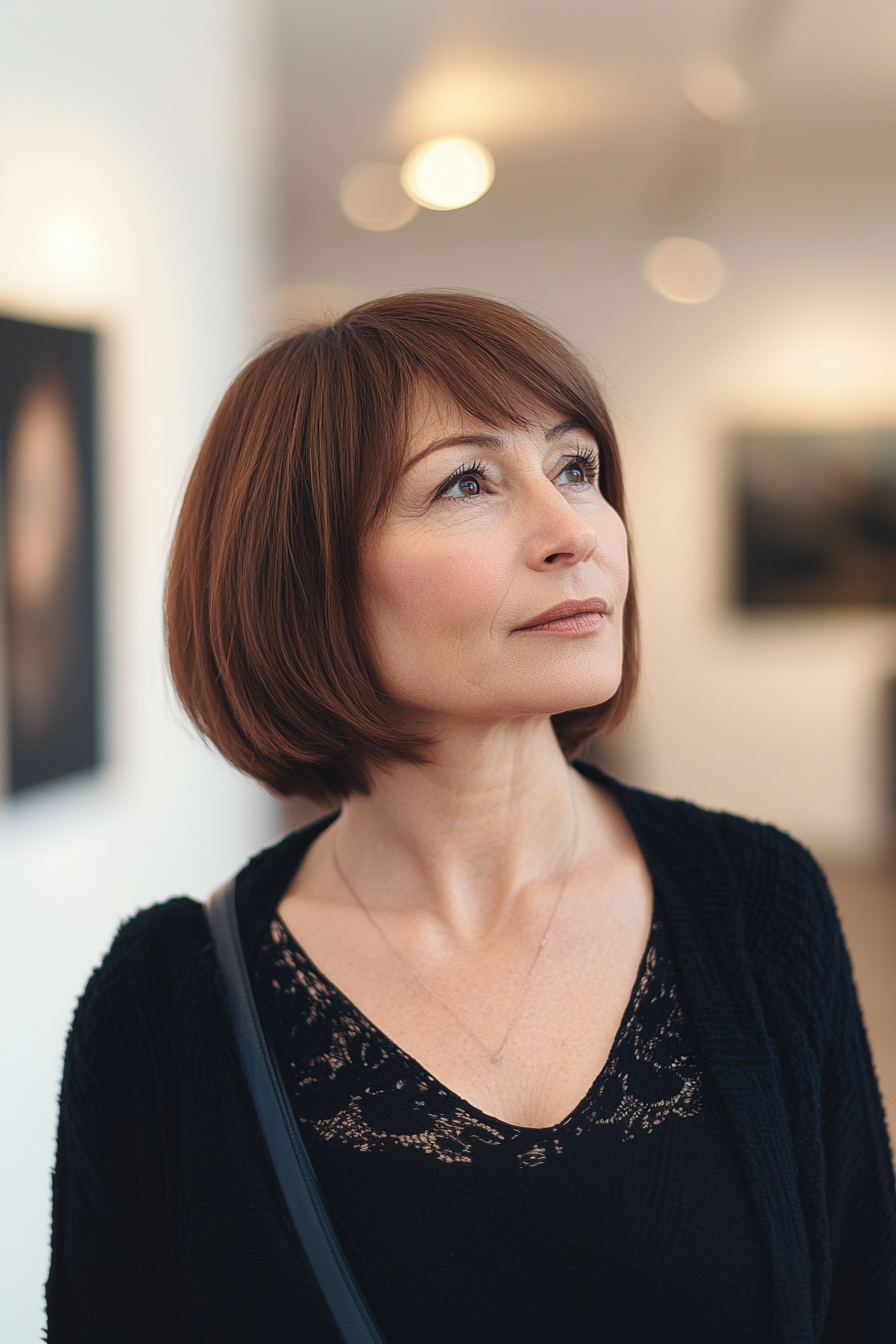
[46,765,896,1342]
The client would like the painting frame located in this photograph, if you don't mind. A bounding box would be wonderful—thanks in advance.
[733,425,896,611]
[1,313,100,795]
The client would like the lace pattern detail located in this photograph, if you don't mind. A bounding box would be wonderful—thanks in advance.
[258,916,702,1167]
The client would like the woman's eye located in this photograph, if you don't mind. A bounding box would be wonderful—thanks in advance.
[440,466,486,498]
[454,475,481,496]
[557,456,595,486]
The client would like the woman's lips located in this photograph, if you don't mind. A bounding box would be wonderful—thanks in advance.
[512,597,608,636]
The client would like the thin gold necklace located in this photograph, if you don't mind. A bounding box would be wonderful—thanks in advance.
[331,785,580,1068]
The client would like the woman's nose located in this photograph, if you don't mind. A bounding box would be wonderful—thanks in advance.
[524,483,598,571]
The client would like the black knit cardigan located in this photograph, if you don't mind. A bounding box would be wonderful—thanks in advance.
[46,765,896,1343]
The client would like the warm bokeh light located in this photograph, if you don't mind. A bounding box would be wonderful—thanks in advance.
[0,127,143,309]
[400,136,495,211]
[643,236,726,304]
[678,53,751,125]
[387,54,620,149]
[338,161,419,232]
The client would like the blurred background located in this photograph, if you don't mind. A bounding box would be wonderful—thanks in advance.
[1,0,894,1335]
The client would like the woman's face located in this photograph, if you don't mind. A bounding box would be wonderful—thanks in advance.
[362,392,629,729]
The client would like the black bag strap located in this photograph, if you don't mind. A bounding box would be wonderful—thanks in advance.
[206,879,387,1344]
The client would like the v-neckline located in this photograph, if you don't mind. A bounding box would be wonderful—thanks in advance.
[265,906,660,1137]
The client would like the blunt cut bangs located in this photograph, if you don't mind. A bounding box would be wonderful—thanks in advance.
[166,291,639,800]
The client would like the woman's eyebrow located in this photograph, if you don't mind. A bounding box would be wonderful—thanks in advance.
[545,420,581,441]
[405,421,584,474]
[404,432,505,472]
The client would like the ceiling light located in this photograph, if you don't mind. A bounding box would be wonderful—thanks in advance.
[400,136,494,211]
[388,54,619,149]
[644,237,726,304]
[338,162,419,232]
[679,53,751,125]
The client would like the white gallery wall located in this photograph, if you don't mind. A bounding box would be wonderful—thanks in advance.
[0,2,280,1338]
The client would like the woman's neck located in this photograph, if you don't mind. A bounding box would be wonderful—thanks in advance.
[333,716,586,942]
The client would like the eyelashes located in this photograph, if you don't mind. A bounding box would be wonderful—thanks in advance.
[568,446,598,481]
[436,449,599,499]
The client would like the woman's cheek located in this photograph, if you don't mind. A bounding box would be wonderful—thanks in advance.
[599,506,629,600]
[398,537,507,635]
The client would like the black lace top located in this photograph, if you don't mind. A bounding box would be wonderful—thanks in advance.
[254,902,773,1343]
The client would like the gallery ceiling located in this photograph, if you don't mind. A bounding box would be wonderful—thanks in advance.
[277,0,896,243]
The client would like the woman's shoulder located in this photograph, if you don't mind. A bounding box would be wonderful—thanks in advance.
[578,763,842,974]
[675,796,840,967]
[631,782,832,907]
[626,778,828,889]
[85,895,211,997]
[74,814,333,1044]
[67,896,216,1077]
[68,813,333,1064]
[581,760,823,873]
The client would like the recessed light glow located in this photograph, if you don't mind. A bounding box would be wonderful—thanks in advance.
[400,136,494,211]
[679,53,751,125]
[338,162,419,232]
[644,237,726,304]
[388,55,618,148]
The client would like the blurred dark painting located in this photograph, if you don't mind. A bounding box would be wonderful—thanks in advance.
[1,316,99,793]
[735,427,896,609]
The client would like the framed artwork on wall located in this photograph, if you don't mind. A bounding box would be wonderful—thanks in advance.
[1,314,100,795]
[734,426,896,609]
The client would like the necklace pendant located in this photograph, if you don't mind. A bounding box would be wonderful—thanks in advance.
[491,1052,504,1066]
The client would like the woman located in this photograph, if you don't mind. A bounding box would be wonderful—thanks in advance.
[48,293,896,1342]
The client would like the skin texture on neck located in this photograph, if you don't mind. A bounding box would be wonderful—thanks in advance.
[334,717,581,943]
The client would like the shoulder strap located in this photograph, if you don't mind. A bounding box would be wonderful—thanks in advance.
[206,879,387,1344]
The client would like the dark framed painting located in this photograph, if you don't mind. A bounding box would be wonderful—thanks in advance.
[1,315,100,794]
[734,426,896,609]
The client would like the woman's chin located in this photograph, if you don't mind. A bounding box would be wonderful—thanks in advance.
[390,659,623,726]
[514,669,623,719]
[441,679,622,724]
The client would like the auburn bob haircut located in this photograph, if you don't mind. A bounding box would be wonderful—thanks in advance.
[166,292,638,801]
